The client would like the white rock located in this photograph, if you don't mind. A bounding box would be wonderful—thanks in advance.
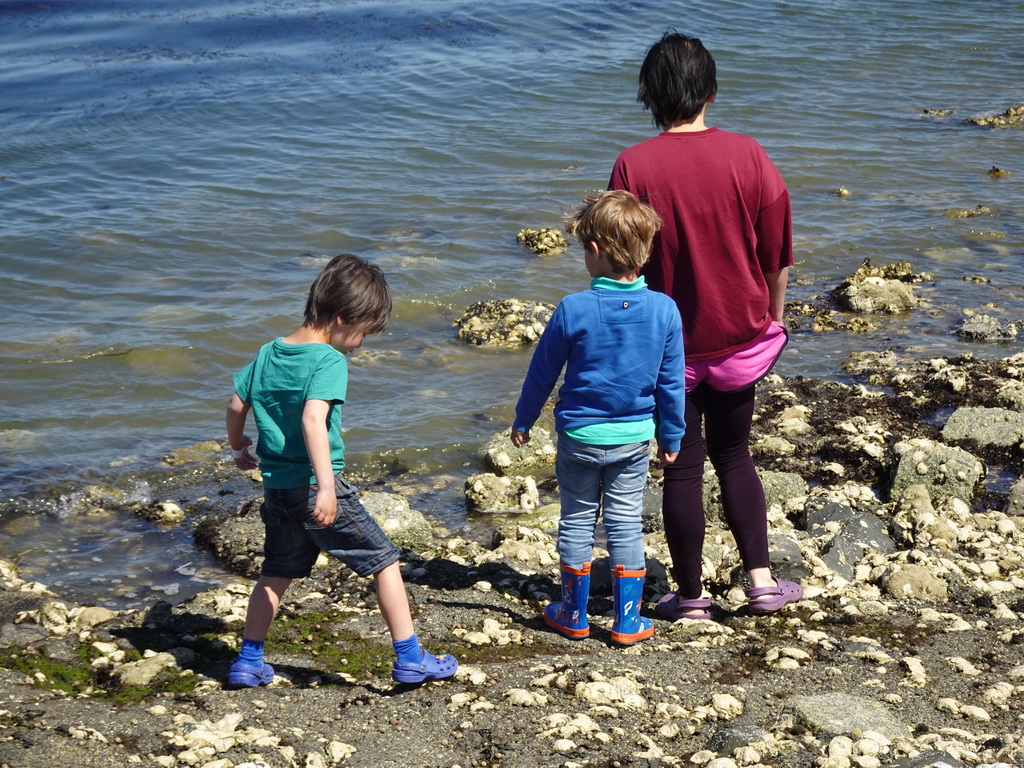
[734,745,761,765]
[711,692,744,719]
[947,656,982,675]
[936,697,960,714]
[448,692,477,711]
[982,682,1014,707]
[901,657,928,686]
[69,726,108,743]
[504,688,548,707]
[327,742,356,762]
[454,665,488,686]
[828,735,854,757]
[553,738,576,753]
[853,737,881,756]
[960,704,991,721]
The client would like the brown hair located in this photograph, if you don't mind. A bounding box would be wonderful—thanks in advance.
[564,190,663,273]
[303,253,392,333]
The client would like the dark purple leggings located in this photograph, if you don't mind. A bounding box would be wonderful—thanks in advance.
[661,382,770,598]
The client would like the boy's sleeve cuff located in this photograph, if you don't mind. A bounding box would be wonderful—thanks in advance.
[659,436,682,453]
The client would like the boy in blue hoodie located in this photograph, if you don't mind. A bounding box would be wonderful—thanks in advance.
[511,190,685,646]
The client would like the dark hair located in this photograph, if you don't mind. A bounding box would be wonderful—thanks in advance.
[565,190,663,274]
[637,31,717,130]
[303,253,392,334]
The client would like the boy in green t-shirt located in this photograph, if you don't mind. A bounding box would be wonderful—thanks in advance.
[225,253,457,687]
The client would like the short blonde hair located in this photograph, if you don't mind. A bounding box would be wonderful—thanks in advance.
[564,190,663,274]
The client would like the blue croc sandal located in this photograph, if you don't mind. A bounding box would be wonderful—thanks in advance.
[227,661,275,689]
[391,651,458,684]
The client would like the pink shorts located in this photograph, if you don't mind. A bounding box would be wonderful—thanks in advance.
[685,323,788,393]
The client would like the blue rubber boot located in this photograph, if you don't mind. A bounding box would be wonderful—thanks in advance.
[544,562,591,639]
[610,564,654,646]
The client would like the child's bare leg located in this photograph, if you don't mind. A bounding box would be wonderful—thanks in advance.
[373,561,414,642]
[228,575,292,688]
[243,575,293,641]
[376,559,458,684]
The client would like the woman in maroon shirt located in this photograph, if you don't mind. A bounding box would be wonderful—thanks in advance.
[609,31,802,619]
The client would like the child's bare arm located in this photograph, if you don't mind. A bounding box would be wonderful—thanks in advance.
[302,398,337,526]
[226,393,259,470]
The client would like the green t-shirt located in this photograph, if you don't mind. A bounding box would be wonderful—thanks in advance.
[233,339,348,489]
[564,275,656,446]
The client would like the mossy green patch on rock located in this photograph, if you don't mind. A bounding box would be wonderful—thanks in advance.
[0,644,199,702]
[274,608,394,680]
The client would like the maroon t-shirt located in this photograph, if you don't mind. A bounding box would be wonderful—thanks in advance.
[609,127,793,361]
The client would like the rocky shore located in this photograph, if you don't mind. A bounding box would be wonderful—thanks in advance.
[3,341,1024,768]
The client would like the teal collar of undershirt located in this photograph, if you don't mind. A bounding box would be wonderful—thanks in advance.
[590,274,647,291]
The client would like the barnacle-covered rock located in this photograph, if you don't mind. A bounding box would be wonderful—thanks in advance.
[956,314,1018,341]
[516,227,568,256]
[465,472,540,512]
[966,103,1024,127]
[454,298,554,347]
[480,427,556,478]
[946,204,993,218]
[888,437,983,503]
[831,259,923,314]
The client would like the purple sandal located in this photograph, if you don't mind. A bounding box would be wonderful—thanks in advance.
[655,593,713,621]
[745,575,803,615]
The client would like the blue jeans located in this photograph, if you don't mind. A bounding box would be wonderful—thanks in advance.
[259,474,400,579]
[555,433,650,571]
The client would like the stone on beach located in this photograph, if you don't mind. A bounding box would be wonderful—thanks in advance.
[516,227,569,256]
[465,472,540,512]
[833,276,918,314]
[888,438,983,503]
[360,491,435,551]
[453,298,554,347]
[480,426,556,478]
[941,406,1024,448]
[830,259,923,314]
[956,314,1018,342]
[787,692,912,741]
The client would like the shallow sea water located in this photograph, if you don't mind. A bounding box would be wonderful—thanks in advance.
[1,0,1023,606]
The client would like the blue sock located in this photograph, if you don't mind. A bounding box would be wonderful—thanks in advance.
[392,633,422,664]
[237,638,265,666]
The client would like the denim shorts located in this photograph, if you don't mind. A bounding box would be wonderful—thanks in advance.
[259,474,400,579]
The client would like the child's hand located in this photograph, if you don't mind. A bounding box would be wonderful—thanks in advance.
[657,447,679,465]
[312,489,338,527]
[510,428,531,447]
[230,436,259,470]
